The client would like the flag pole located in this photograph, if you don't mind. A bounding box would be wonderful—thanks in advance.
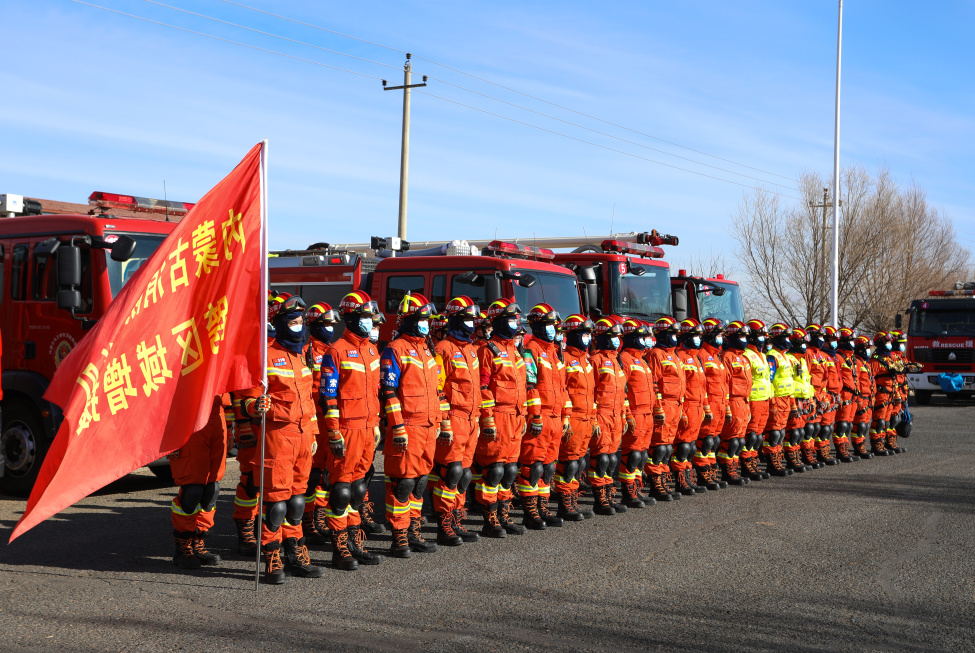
[255,139,269,590]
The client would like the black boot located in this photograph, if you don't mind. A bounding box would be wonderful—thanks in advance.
[359,493,388,535]
[572,489,596,518]
[192,531,221,566]
[283,537,326,578]
[498,500,528,535]
[389,528,412,558]
[301,511,328,545]
[347,525,384,564]
[408,517,439,553]
[262,541,286,584]
[852,438,874,459]
[332,530,361,569]
[537,495,565,526]
[173,531,202,570]
[481,504,508,538]
[606,484,627,513]
[647,473,677,501]
[593,486,617,515]
[452,507,480,542]
[620,481,646,509]
[521,496,548,530]
[436,511,464,546]
[555,492,584,522]
[673,468,696,495]
[694,466,720,491]
[234,518,258,557]
[719,459,748,486]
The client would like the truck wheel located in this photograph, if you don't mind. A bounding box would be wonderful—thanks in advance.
[915,391,932,405]
[0,402,50,497]
[149,465,174,482]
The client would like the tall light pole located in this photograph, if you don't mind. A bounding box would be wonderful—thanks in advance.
[830,0,843,327]
[383,54,427,241]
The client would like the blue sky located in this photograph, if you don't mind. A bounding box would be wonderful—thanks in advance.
[3,0,973,259]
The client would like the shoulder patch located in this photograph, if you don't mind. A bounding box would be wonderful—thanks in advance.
[273,358,287,367]
[348,350,359,358]
[409,349,418,356]
[454,352,464,359]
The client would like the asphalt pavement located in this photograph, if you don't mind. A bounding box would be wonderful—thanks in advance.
[1,397,973,653]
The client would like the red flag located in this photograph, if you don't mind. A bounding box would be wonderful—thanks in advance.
[10,142,268,543]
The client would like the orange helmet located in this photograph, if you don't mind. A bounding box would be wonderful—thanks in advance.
[653,316,680,334]
[746,319,768,335]
[527,302,561,324]
[486,297,521,320]
[769,323,792,337]
[444,295,480,319]
[594,316,624,337]
[339,290,380,316]
[561,314,594,333]
[305,302,340,325]
[396,292,435,321]
[679,318,703,335]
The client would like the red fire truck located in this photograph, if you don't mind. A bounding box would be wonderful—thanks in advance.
[902,282,975,404]
[0,194,186,494]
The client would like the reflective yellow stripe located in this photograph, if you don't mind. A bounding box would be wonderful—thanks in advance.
[267,368,295,377]
[326,409,339,419]
[539,359,553,369]
[526,398,541,406]
[340,361,366,372]
[427,359,439,369]
[480,399,496,408]
[370,359,381,371]
[400,356,423,367]
[171,499,202,516]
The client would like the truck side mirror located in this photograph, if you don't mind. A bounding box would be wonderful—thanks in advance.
[58,244,83,288]
[455,272,485,287]
[110,235,137,262]
[628,265,646,277]
[517,274,536,288]
[894,313,902,329]
[587,284,598,314]
[58,289,83,311]
[673,287,688,322]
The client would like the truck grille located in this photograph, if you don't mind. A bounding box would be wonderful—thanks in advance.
[931,349,974,363]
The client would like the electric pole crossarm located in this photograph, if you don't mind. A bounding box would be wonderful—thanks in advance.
[384,83,427,91]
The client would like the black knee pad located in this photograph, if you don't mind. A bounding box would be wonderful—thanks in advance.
[444,462,464,488]
[484,463,505,487]
[527,462,544,486]
[200,481,220,511]
[674,442,694,461]
[699,436,714,453]
[561,459,579,482]
[593,454,611,477]
[458,467,474,494]
[804,424,817,440]
[329,482,352,512]
[285,494,305,525]
[651,445,668,465]
[391,477,416,503]
[889,413,901,429]
[350,479,368,508]
[745,431,761,449]
[413,474,429,499]
[264,501,287,532]
[501,463,519,488]
[543,462,556,486]
[728,438,744,458]
[858,422,870,438]
[178,484,205,512]
[836,421,849,436]
[625,450,643,472]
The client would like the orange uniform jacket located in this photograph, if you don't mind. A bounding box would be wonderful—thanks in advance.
[436,336,483,418]
[524,338,569,418]
[620,348,656,416]
[321,331,382,430]
[806,348,828,407]
[563,346,595,419]
[381,335,445,428]
[870,355,896,410]
[646,348,686,402]
[478,338,531,418]
[235,340,318,436]
[676,347,709,405]
[855,354,875,422]
[700,343,729,434]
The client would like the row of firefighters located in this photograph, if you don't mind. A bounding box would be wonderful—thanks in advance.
[167,290,917,584]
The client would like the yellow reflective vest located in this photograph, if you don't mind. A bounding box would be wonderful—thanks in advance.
[768,348,795,397]
[743,348,771,402]
[787,352,814,399]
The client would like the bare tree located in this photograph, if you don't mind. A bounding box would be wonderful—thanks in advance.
[731,165,971,331]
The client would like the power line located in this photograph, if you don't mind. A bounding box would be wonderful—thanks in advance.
[69,0,383,80]
[418,90,802,200]
[139,0,402,72]
[214,0,796,183]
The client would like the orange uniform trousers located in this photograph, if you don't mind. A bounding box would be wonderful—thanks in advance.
[260,426,314,546]
[472,413,525,507]
[517,415,561,498]
[553,414,592,496]
[384,423,437,530]
[621,412,653,455]
[676,400,705,443]
[766,396,792,432]
[170,404,228,534]
[721,397,749,441]
[233,433,261,521]
[746,399,770,434]
[431,411,478,513]
[588,411,624,488]
[650,399,681,447]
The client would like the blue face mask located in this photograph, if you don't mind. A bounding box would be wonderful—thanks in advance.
[691,336,702,348]
[714,336,724,347]
[884,342,892,351]
[417,320,430,336]
[609,337,621,350]
[580,334,592,348]
[545,325,556,340]
[359,317,374,334]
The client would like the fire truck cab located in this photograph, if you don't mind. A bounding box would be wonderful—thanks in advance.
[671,271,745,325]
[901,283,975,404]
[1,202,179,494]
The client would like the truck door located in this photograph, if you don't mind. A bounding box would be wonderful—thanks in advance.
[7,242,30,366]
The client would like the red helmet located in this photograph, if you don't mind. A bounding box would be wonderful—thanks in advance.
[769,323,792,337]
[679,318,703,335]
[725,320,750,336]
[269,294,306,321]
[621,318,650,336]
[823,325,838,339]
[873,331,890,344]
[474,310,489,327]
[702,318,725,334]
[805,323,823,335]
[305,302,340,325]
[486,298,521,320]
[430,314,448,334]
[527,302,561,324]
[444,295,480,319]
[890,330,906,343]
[339,290,380,316]
[746,319,768,336]
[268,290,290,317]
[790,327,809,343]
[653,316,679,334]
[838,327,855,341]
[594,316,624,337]
[855,335,873,348]
[561,314,594,333]
[396,292,435,321]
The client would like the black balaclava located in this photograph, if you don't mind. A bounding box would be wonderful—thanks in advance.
[622,331,645,350]
[657,330,678,349]
[493,314,519,340]
[566,330,591,351]
[530,321,557,343]
[309,322,335,344]
[344,312,372,338]
[447,314,474,342]
[273,310,308,354]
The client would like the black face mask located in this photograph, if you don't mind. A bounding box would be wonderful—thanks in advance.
[530,322,556,343]
[447,315,474,342]
[839,341,854,351]
[493,316,519,340]
[309,323,334,344]
[658,333,678,348]
[622,333,645,350]
[273,314,309,354]
[728,336,747,351]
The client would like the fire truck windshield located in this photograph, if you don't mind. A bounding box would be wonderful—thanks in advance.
[697,281,745,323]
[512,270,581,322]
[106,233,167,298]
[910,308,975,337]
[612,266,672,319]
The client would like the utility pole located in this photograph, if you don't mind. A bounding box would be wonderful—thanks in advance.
[830,0,843,327]
[810,188,841,324]
[383,54,427,241]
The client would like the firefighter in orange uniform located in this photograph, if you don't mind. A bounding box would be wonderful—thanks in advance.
[618,319,657,508]
[803,325,829,469]
[300,302,340,545]
[318,292,384,570]
[741,320,772,481]
[552,314,597,521]
[672,319,713,494]
[587,316,628,515]
[475,298,532,537]
[697,318,730,490]
[784,329,814,473]
[381,293,445,557]
[761,323,796,477]
[232,291,289,556]
[520,303,570,529]
[833,328,863,463]
[869,332,897,456]
[643,317,685,501]
[852,336,876,459]
[887,331,913,452]
[236,295,325,584]
[170,394,232,569]
[431,296,484,545]
[817,327,842,465]
[718,322,752,485]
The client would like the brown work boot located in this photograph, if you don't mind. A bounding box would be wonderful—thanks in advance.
[234,518,258,557]
[481,504,508,539]
[886,431,905,454]
[408,517,439,553]
[347,525,383,564]
[537,495,565,526]
[262,541,286,584]
[359,493,387,535]
[436,511,464,546]
[389,528,413,557]
[521,495,548,530]
[332,530,361,570]
[192,531,221,565]
[173,531,202,570]
[283,537,326,578]
[452,507,480,542]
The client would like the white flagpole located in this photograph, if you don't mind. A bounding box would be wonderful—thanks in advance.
[830,1,842,328]
[255,139,269,591]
